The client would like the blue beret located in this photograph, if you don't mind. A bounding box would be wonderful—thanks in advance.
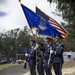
[38,42,44,47]
[31,40,36,43]
[55,34,62,39]
[46,37,52,41]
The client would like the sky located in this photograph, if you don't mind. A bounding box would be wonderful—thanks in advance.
[0,0,63,32]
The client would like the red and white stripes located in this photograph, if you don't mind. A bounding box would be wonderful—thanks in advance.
[48,17,68,39]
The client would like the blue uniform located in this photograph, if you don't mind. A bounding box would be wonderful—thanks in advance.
[27,46,36,75]
[37,49,44,75]
[52,42,64,75]
[43,44,52,75]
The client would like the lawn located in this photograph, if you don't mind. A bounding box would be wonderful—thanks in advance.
[0,63,17,71]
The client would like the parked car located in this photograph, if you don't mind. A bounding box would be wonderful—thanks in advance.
[10,57,15,63]
[1,57,7,64]
[16,59,24,64]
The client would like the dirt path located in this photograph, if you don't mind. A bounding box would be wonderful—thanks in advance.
[23,61,75,75]
[22,66,75,75]
[0,61,75,75]
[62,67,75,75]
[0,64,29,75]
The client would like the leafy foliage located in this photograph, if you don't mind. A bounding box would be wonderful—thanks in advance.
[47,0,75,51]
[0,26,45,62]
[0,27,30,61]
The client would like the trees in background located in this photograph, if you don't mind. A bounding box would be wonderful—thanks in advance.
[0,0,75,61]
[0,26,44,62]
[47,0,75,51]
[0,26,31,61]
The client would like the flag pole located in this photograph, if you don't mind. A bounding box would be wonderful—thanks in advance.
[19,0,21,5]
[35,3,38,75]
[34,30,38,75]
[19,1,39,74]
[19,0,21,3]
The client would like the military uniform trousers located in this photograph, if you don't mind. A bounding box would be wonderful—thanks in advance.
[52,42,64,75]
[43,59,52,75]
[53,63,62,75]
[52,56,63,75]
[37,58,44,75]
[28,59,36,75]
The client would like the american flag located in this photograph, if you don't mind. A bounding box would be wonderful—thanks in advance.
[36,7,68,39]
[48,17,68,39]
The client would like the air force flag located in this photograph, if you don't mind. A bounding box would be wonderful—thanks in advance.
[21,4,61,38]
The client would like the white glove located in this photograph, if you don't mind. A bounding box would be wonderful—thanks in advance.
[50,50,54,54]
[34,44,39,50]
[25,53,28,56]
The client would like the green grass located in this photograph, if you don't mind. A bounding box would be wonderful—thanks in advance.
[0,63,17,71]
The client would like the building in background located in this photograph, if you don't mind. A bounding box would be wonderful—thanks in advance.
[63,51,75,61]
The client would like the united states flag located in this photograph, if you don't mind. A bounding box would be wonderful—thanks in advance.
[36,7,68,39]
[48,17,68,39]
